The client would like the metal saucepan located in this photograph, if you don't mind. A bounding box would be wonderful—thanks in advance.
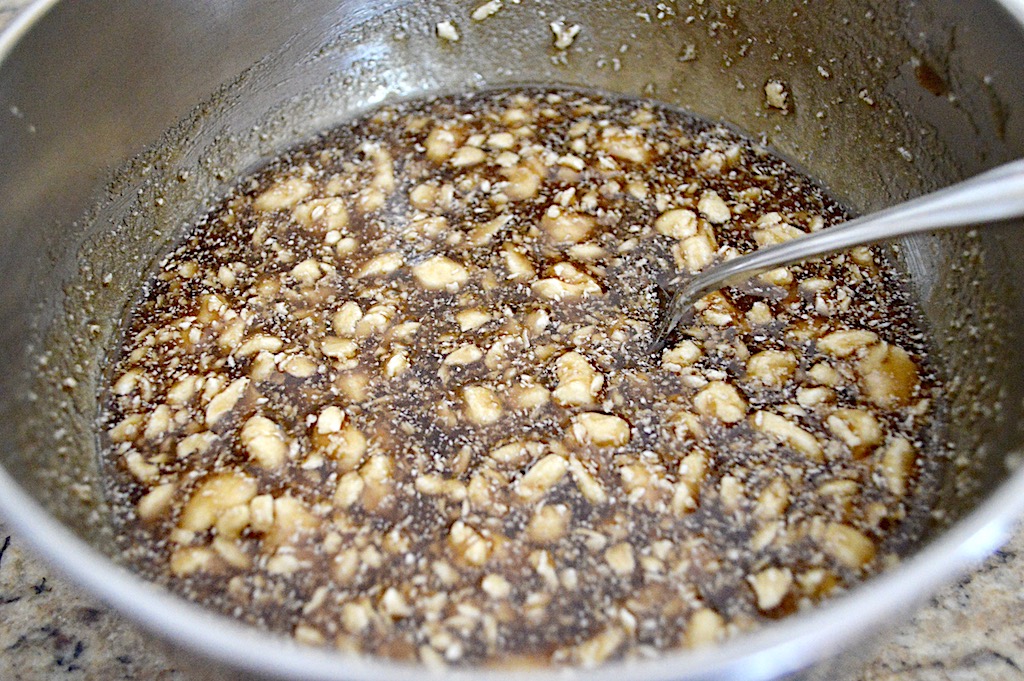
[2,1,1024,679]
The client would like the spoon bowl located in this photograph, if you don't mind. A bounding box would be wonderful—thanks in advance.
[652,158,1024,351]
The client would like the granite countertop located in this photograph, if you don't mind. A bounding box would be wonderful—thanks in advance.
[1,1,1023,679]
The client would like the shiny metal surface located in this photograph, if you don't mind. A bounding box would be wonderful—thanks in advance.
[1,1,1024,679]
[654,158,1024,347]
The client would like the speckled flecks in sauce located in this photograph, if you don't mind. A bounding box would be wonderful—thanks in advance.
[99,88,945,668]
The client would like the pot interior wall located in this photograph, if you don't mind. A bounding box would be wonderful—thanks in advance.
[1,0,1023,563]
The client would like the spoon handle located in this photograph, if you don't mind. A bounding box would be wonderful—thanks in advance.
[653,158,1024,350]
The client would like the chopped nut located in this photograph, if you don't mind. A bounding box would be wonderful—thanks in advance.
[672,450,708,515]
[357,252,404,278]
[413,256,470,290]
[180,472,258,532]
[822,523,876,569]
[170,547,215,576]
[817,329,879,358]
[137,483,176,521]
[673,224,718,272]
[827,408,883,458]
[383,350,410,378]
[426,128,459,163]
[751,411,824,461]
[280,354,317,378]
[450,145,486,167]
[456,308,491,331]
[290,259,324,286]
[212,536,250,569]
[662,340,702,370]
[754,477,790,519]
[249,494,274,532]
[143,405,172,440]
[449,520,491,566]
[236,335,282,358]
[444,343,483,365]
[487,131,515,149]
[746,350,797,387]
[110,415,143,443]
[490,440,545,467]
[334,471,365,507]
[541,210,595,243]
[357,455,393,512]
[332,302,363,336]
[501,164,541,200]
[604,542,636,575]
[205,377,249,426]
[527,504,571,543]
[502,248,536,281]
[746,301,773,325]
[574,627,625,667]
[355,303,395,337]
[549,19,581,50]
[857,342,920,408]
[809,362,843,386]
[294,625,324,646]
[686,608,725,648]
[113,368,144,396]
[176,432,215,459]
[693,381,747,423]
[341,601,372,634]
[315,406,345,434]
[165,375,199,405]
[320,425,367,471]
[879,437,916,497]
[292,197,348,231]
[655,208,698,239]
[380,587,413,618]
[532,262,602,298]
[796,386,834,408]
[552,351,603,406]
[568,457,608,504]
[765,79,790,112]
[253,177,312,211]
[481,574,512,599]
[512,383,551,410]
[598,126,649,163]
[389,321,421,342]
[240,415,289,468]
[435,20,460,42]
[697,190,731,223]
[749,567,793,610]
[517,454,568,502]
[463,385,502,424]
[759,267,793,286]
[572,412,631,447]
[719,475,745,511]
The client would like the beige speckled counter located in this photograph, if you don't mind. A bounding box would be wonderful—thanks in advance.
[1,1,1023,679]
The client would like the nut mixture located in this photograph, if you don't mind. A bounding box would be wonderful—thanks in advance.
[100,88,944,667]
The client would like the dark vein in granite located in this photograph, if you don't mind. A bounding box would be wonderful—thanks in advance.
[878,646,1024,679]
[0,535,10,569]
[7,624,91,674]
[0,535,18,606]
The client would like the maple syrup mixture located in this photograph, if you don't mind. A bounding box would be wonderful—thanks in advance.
[100,88,946,667]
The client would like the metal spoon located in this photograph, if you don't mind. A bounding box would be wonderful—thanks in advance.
[651,158,1024,351]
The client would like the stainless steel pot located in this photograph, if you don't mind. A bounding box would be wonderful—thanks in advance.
[2,1,1024,679]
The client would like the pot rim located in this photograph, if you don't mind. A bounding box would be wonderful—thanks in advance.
[2,1,1024,679]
